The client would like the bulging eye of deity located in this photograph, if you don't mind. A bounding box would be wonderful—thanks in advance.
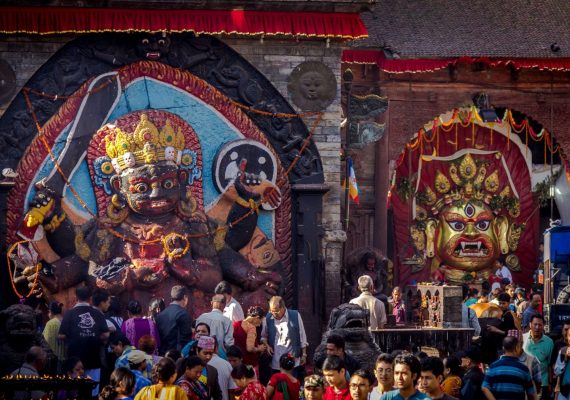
[162,178,176,190]
[134,183,149,193]
[447,220,465,231]
[475,220,490,231]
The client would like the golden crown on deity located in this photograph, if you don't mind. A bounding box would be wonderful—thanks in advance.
[104,114,185,172]
[417,153,520,218]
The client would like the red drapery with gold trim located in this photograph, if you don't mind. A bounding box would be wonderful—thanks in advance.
[342,49,570,73]
[0,7,367,39]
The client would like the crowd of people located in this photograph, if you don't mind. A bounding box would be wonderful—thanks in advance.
[10,274,570,400]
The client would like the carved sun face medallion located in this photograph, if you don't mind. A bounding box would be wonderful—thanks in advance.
[288,61,337,111]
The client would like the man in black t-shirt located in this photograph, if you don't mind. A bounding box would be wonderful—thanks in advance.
[59,286,109,396]
[459,346,485,400]
[487,293,517,360]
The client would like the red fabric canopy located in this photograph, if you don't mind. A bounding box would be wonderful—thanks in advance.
[0,7,368,39]
[343,49,570,72]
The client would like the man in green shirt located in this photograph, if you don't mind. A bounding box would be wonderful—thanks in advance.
[523,313,553,399]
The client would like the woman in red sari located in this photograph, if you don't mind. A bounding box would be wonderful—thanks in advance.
[232,306,267,367]
[231,364,267,400]
[267,354,300,400]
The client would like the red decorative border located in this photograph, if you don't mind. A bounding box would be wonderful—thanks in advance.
[0,7,368,40]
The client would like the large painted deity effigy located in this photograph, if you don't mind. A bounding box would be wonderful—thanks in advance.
[391,108,553,288]
[1,33,324,316]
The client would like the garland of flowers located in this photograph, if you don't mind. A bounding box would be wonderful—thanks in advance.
[6,241,41,300]
[400,106,568,173]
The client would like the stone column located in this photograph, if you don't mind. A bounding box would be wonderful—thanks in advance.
[323,226,347,319]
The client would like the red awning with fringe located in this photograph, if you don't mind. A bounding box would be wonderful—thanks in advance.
[0,7,368,40]
[342,49,570,73]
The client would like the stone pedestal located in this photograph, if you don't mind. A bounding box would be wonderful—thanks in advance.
[416,284,463,328]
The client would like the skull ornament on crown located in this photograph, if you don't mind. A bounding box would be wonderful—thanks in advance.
[410,152,524,283]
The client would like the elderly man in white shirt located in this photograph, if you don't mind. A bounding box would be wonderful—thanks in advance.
[349,275,387,329]
[215,281,244,322]
[261,296,308,376]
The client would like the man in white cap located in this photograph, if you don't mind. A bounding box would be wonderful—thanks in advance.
[127,349,151,397]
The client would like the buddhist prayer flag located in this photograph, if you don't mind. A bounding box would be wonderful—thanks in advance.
[348,158,360,205]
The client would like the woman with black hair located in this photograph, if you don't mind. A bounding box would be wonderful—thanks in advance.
[441,355,462,398]
[122,300,161,354]
[148,297,165,323]
[135,357,188,400]
[43,301,66,372]
[267,353,300,400]
[176,356,209,400]
[232,363,267,400]
[99,367,135,400]
[232,306,267,368]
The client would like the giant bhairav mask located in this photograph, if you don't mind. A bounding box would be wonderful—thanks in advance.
[411,152,524,282]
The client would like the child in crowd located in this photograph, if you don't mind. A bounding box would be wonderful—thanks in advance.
[232,363,267,400]
[267,353,301,400]
[322,356,350,400]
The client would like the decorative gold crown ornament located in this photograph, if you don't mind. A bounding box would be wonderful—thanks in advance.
[417,153,520,219]
[104,114,185,173]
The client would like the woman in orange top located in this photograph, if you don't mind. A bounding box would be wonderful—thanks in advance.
[441,355,462,398]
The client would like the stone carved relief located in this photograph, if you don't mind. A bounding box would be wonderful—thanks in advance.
[288,61,337,112]
[0,33,323,185]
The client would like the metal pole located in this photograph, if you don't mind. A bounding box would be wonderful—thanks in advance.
[343,69,353,233]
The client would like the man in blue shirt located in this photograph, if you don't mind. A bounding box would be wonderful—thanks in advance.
[482,335,536,400]
[380,352,429,400]
[522,294,541,332]
[127,350,151,397]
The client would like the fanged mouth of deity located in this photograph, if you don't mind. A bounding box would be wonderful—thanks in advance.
[146,52,161,60]
[453,241,489,258]
[137,199,172,209]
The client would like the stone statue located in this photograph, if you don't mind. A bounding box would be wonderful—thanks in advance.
[0,304,53,377]
[287,61,336,112]
[17,111,282,315]
[344,247,387,301]
[313,303,381,372]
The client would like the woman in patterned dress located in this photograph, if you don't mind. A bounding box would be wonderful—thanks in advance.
[231,363,267,400]
[176,356,209,400]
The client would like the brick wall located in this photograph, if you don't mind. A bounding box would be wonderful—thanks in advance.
[230,39,345,316]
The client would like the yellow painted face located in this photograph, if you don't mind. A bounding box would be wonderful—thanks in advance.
[436,201,500,271]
